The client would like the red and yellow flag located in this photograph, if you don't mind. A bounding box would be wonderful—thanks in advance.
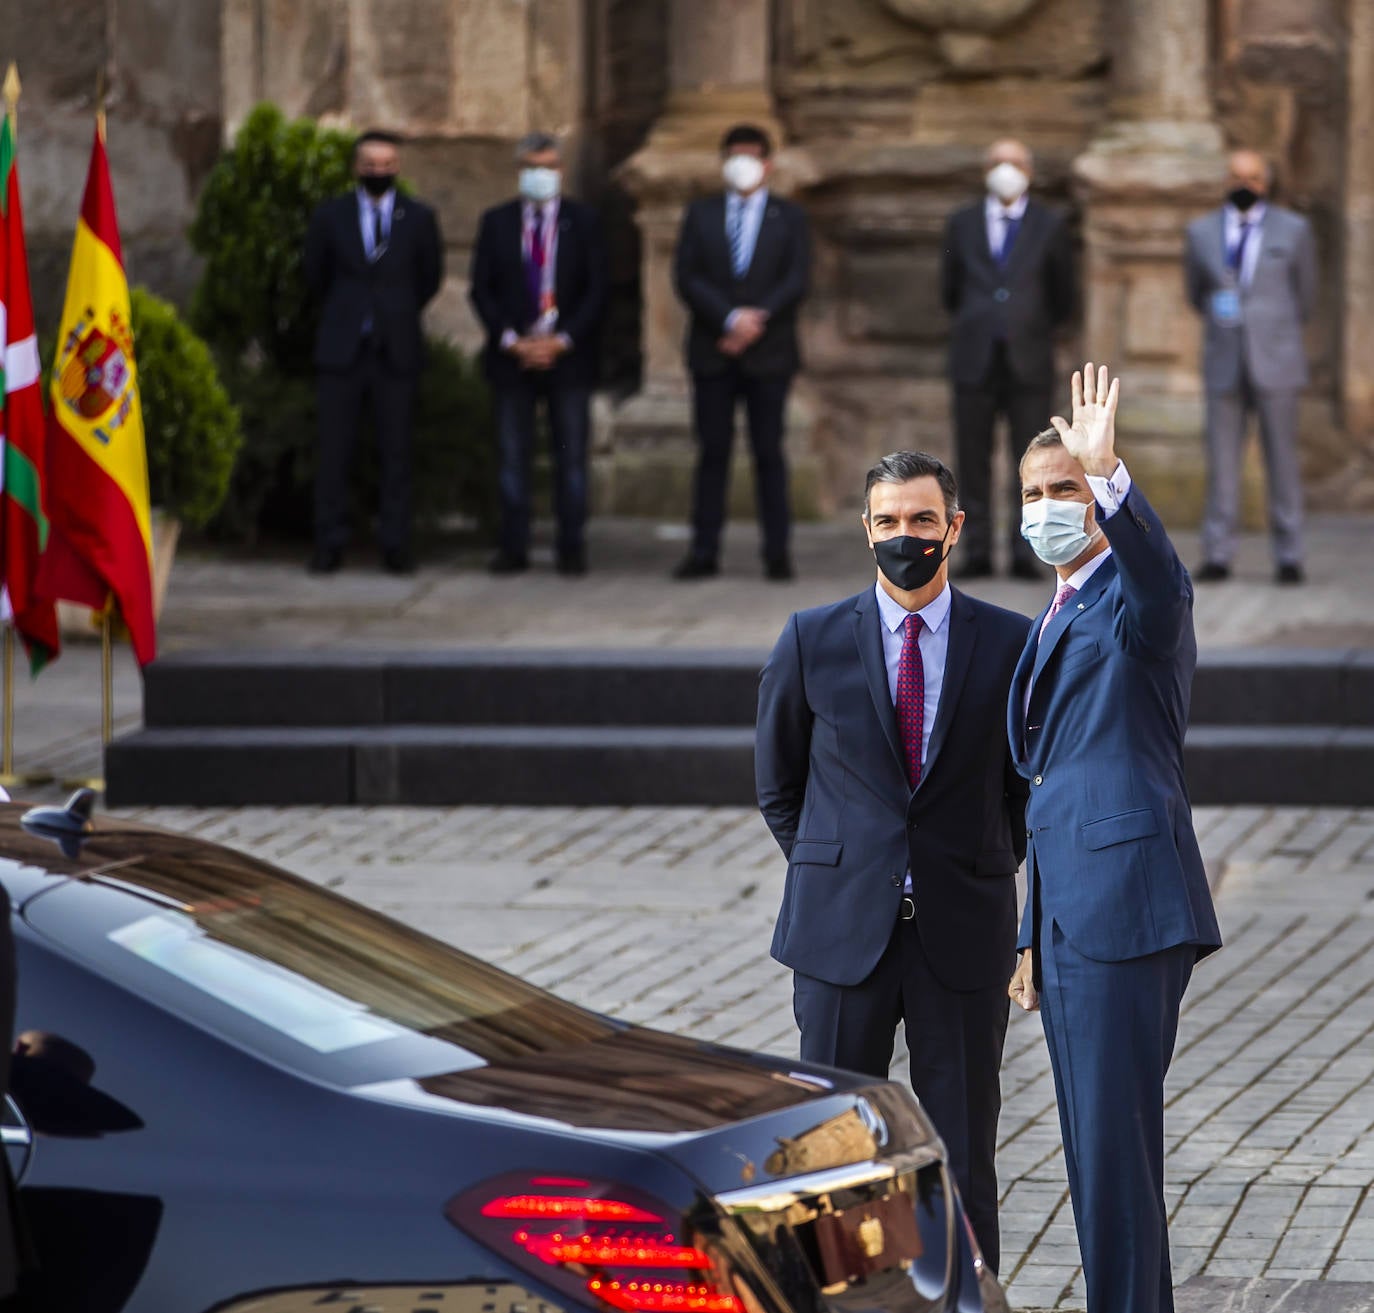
[38,120,155,666]
[0,96,60,670]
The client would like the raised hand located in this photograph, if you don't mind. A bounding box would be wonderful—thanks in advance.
[1048,361,1120,477]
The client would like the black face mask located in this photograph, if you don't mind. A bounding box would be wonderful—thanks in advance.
[359,173,397,198]
[1228,185,1260,212]
[873,527,951,593]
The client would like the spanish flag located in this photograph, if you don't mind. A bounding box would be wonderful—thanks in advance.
[38,119,155,666]
[0,91,60,670]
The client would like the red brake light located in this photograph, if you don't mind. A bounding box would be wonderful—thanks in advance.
[448,1174,748,1313]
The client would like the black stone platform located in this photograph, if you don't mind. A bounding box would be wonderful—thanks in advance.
[104,648,1374,806]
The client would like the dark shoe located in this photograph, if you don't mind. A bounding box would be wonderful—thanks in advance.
[764,556,794,582]
[308,546,342,575]
[956,557,993,580]
[1275,563,1304,585]
[671,555,719,581]
[556,550,587,577]
[382,548,415,575]
[1195,561,1231,582]
[488,551,529,575]
[1009,558,1043,581]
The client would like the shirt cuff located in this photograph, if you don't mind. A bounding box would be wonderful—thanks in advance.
[500,329,519,350]
[724,309,742,333]
[1086,460,1131,519]
[555,332,573,350]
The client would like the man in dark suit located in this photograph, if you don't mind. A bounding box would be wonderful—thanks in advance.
[1007,363,1222,1313]
[470,133,608,576]
[756,451,1032,1273]
[940,138,1075,579]
[303,129,445,575]
[672,124,810,582]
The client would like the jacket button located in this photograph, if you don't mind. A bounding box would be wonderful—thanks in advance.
[1033,774,1043,786]
[1026,828,1033,838]
[908,819,918,831]
[890,874,901,887]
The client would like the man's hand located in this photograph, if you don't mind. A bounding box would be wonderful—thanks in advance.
[511,336,562,370]
[1049,361,1120,478]
[1008,950,1039,1013]
[718,307,769,357]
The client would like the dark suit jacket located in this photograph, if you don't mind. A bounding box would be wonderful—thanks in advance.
[469,197,608,389]
[673,192,810,378]
[1008,490,1222,962]
[303,190,444,375]
[940,198,1075,388]
[756,586,1031,993]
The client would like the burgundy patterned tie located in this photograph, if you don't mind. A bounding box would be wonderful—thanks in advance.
[1038,583,1077,642]
[896,613,925,789]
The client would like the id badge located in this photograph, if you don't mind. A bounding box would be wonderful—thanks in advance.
[1210,288,1241,327]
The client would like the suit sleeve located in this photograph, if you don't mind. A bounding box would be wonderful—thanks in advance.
[939,212,961,315]
[560,207,609,349]
[1294,216,1318,323]
[1045,211,1076,328]
[1183,225,1207,314]
[673,204,735,332]
[302,203,332,301]
[757,206,811,319]
[1101,488,1194,661]
[755,614,812,860]
[468,212,508,340]
[416,204,444,307]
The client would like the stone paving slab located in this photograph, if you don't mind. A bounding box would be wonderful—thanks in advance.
[104,799,1374,1312]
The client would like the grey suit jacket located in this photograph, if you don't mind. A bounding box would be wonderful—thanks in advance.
[1184,203,1317,393]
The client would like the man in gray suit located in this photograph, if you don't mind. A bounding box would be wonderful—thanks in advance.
[1185,149,1317,584]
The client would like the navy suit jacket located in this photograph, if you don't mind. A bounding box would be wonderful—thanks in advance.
[757,585,1031,993]
[1008,489,1223,961]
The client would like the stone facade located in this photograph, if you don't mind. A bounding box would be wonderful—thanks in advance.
[10,0,1374,520]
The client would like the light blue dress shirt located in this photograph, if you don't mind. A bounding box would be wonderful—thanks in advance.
[357,186,396,260]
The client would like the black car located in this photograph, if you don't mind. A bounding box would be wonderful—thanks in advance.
[0,798,1006,1313]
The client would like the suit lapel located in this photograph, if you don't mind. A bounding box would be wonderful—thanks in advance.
[1007,617,1041,766]
[746,197,781,277]
[1001,202,1041,278]
[917,589,976,790]
[707,194,733,280]
[1028,555,1118,691]
[852,590,905,773]
[1212,209,1229,282]
[969,204,996,272]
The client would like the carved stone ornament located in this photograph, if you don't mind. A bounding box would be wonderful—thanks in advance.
[879,0,1045,35]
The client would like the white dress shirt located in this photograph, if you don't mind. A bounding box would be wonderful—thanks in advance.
[1223,201,1267,288]
[985,192,1029,262]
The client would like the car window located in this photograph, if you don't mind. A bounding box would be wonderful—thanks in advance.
[19,827,615,1086]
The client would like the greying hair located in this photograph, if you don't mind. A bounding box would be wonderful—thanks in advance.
[862,451,960,521]
[1019,426,1063,475]
[515,131,561,161]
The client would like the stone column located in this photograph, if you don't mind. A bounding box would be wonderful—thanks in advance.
[1070,0,1230,524]
[1343,0,1374,438]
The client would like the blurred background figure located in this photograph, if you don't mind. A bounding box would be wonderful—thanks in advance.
[471,132,608,577]
[304,129,445,576]
[671,124,811,582]
[1185,150,1317,585]
[940,139,1075,580]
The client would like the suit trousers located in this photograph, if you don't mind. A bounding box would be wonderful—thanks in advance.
[315,342,417,555]
[792,916,1009,1275]
[689,367,792,564]
[1201,375,1304,568]
[953,343,1049,568]
[494,374,591,561]
[1038,919,1194,1313]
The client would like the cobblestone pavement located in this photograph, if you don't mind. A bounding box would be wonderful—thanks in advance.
[110,799,1374,1313]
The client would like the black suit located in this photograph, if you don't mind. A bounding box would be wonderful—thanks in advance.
[673,191,810,566]
[756,584,1031,1271]
[940,198,1074,568]
[469,197,607,563]
[303,188,444,557]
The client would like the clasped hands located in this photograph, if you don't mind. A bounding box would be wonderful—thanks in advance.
[717,306,769,357]
[509,335,569,371]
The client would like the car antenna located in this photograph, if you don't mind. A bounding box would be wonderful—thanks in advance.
[21,789,98,860]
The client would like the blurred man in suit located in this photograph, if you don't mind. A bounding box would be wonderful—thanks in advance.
[757,451,1031,1272]
[470,133,608,576]
[672,124,810,582]
[1007,363,1222,1313]
[304,129,445,575]
[1185,150,1317,584]
[940,139,1075,579]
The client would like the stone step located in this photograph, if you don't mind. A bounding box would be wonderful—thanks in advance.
[141,647,1374,729]
[104,723,1374,808]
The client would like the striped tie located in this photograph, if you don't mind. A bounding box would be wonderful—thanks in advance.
[728,198,749,278]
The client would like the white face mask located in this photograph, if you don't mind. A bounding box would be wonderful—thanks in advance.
[518,166,561,203]
[986,161,1029,205]
[1020,496,1101,567]
[722,153,766,195]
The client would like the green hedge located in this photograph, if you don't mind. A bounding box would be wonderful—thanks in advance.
[188,102,497,543]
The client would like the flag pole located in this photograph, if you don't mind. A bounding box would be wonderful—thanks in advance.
[59,611,112,794]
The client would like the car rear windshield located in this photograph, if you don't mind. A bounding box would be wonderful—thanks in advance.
[19,825,616,1087]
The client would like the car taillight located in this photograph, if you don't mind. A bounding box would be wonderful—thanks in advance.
[448,1173,746,1313]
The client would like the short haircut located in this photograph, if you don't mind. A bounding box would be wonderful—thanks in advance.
[862,451,960,521]
[721,123,773,158]
[1019,426,1064,476]
[516,131,561,161]
[353,129,402,161]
